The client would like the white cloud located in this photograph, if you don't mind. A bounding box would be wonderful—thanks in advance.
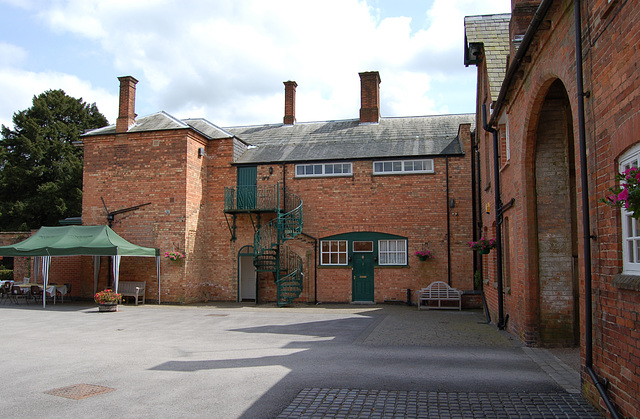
[0,0,511,128]
[0,69,117,129]
[0,42,28,67]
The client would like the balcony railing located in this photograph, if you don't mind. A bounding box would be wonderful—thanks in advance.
[224,184,280,213]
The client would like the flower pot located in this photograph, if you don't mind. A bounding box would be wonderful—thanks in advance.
[98,303,118,312]
[418,256,429,261]
[479,248,491,255]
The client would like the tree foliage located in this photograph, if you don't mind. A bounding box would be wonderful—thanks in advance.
[0,89,108,231]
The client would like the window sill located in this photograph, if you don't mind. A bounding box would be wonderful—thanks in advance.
[612,274,640,292]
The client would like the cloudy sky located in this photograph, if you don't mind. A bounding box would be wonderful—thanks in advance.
[0,0,510,129]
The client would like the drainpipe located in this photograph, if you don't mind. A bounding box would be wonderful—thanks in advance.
[474,144,490,323]
[574,2,620,417]
[282,162,287,212]
[482,104,505,330]
[446,156,452,286]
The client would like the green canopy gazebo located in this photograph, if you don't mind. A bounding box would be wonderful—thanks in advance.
[0,225,161,307]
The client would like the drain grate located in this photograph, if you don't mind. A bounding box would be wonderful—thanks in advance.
[44,384,116,400]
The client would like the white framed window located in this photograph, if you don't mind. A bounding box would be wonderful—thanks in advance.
[296,162,352,177]
[378,239,407,265]
[373,159,434,175]
[505,119,511,161]
[321,240,348,265]
[620,144,640,274]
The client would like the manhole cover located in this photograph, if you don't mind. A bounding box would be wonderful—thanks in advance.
[206,314,229,317]
[44,384,116,400]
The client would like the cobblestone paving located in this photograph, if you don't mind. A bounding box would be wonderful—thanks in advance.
[276,306,602,418]
[278,388,603,418]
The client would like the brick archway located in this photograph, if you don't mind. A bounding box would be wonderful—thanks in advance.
[533,79,579,346]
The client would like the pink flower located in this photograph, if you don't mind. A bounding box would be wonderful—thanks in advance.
[618,188,629,202]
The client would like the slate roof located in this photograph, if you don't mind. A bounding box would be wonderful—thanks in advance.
[225,114,475,164]
[83,111,475,164]
[464,14,511,102]
[82,111,234,140]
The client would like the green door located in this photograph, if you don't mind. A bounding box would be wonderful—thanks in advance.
[237,166,257,210]
[352,252,374,302]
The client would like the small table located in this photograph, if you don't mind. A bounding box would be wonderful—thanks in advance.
[13,283,67,304]
[46,284,68,304]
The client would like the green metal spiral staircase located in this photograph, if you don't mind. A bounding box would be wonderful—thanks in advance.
[253,189,304,306]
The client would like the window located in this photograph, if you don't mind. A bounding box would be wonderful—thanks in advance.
[296,162,352,177]
[321,240,348,265]
[353,241,373,252]
[503,217,511,289]
[505,119,511,162]
[378,239,407,265]
[620,145,640,274]
[373,159,434,175]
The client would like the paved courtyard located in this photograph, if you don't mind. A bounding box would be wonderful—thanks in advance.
[0,302,601,418]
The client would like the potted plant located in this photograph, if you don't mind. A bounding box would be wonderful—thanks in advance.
[164,250,185,262]
[602,166,640,218]
[468,237,496,254]
[414,250,433,261]
[95,289,122,312]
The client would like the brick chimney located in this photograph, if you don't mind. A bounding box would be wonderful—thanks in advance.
[359,71,381,124]
[283,80,297,125]
[509,1,542,59]
[116,76,138,133]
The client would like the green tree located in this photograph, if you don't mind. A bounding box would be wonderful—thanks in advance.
[0,89,108,230]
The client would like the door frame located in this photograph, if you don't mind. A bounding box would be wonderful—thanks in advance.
[237,245,257,303]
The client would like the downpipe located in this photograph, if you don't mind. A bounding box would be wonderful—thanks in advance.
[482,104,506,330]
[574,1,619,417]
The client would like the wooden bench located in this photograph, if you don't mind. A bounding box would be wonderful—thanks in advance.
[417,281,462,310]
[118,281,146,305]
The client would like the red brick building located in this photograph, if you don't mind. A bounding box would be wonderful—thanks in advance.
[80,72,476,306]
[466,1,640,417]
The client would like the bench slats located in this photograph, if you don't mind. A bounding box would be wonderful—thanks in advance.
[417,281,462,310]
[118,281,146,305]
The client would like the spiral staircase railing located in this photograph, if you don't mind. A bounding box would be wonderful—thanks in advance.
[254,188,303,306]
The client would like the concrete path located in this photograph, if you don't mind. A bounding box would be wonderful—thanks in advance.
[0,302,601,418]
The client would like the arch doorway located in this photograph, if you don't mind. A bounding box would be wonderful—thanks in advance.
[534,79,579,346]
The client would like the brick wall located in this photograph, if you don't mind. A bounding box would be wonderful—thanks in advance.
[473,0,640,416]
[230,125,475,304]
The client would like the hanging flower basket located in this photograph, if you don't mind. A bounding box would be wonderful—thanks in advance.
[415,250,432,261]
[469,237,496,254]
[164,251,185,262]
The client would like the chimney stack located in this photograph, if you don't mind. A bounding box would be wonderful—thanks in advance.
[359,71,381,124]
[283,80,297,125]
[116,76,138,133]
[509,1,541,60]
